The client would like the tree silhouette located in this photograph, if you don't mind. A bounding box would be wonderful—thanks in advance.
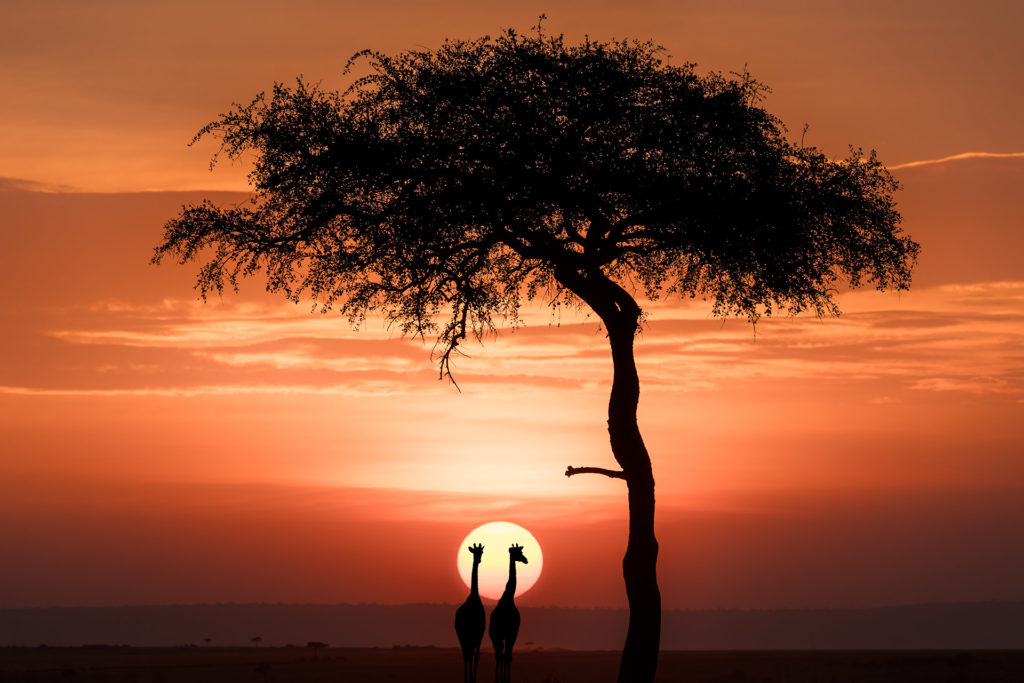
[154,25,918,683]
[306,641,328,661]
[251,636,263,647]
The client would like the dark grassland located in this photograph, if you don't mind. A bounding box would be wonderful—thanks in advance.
[1,647,1021,682]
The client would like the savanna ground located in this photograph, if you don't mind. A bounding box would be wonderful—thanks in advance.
[1,647,1022,682]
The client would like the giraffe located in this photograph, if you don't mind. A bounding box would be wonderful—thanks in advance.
[455,543,486,683]
[488,543,528,683]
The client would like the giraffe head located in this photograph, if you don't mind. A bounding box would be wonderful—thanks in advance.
[508,543,528,564]
[468,542,484,560]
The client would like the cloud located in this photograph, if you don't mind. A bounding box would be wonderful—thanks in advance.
[0,381,421,398]
[0,176,78,193]
[625,284,1024,398]
[890,152,1024,170]
[8,280,1024,401]
[908,376,1014,394]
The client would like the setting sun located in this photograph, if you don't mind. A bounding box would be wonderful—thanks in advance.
[457,522,544,600]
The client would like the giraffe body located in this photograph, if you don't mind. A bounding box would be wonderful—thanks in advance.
[489,544,528,683]
[455,544,486,683]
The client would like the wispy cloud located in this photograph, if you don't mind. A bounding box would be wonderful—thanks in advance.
[7,282,1024,401]
[890,152,1024,170]
[0,382,420,398]
[0,176,79,193]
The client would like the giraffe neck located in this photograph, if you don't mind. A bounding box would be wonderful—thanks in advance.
[502,556,517,600]
[470,556,481,597]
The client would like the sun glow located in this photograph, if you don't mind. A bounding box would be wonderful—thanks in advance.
[456,521,543,600]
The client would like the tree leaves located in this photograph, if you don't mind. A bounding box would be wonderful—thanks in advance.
[154,28,918,380]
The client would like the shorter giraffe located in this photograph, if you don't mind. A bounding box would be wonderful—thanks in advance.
[488,544,528,683]
[455,543,486,683]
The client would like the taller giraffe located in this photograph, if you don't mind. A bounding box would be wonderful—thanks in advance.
[455,543,486,683]
[488,544,528,683]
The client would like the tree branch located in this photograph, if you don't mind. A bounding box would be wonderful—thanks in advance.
[565,465,627,480]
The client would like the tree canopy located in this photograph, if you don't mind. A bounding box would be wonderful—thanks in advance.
[154,27,918,379]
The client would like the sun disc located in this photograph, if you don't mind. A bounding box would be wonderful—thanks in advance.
[456,521,543,600]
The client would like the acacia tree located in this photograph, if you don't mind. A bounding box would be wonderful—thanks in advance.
[154,27,918,683]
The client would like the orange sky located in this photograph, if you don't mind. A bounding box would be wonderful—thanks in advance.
[1,1,1023,610]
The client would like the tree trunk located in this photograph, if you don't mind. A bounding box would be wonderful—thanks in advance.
[607,317,660,683]
[557,268,661,682]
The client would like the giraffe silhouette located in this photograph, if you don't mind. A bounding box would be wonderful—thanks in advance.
[489,543,527,683]
[455,543,486,683]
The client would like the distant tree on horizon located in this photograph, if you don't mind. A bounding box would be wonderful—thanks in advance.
[202,637,212,647]
[251,636,263,647]
[307,641,328,660]
[155,21,918,683]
